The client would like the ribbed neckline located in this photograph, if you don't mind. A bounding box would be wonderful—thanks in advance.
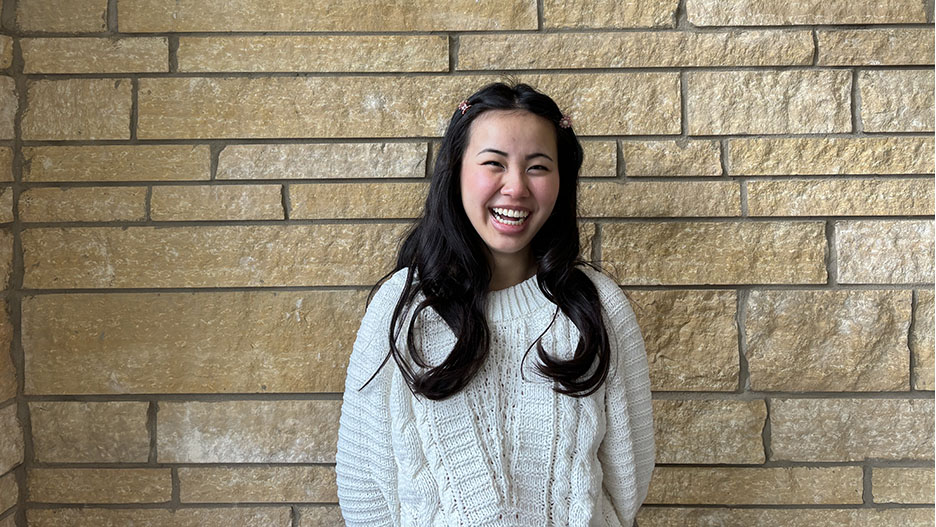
[484,273,553,322]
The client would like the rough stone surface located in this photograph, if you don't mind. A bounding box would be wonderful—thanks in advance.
[23,290,366,394]
[23,146,210,182]
[0,189,12,224]
[459,30,812,69]
[0,77,15,140]
[290,182,427,219]
[872,467,935,504]
[637,508,935,526]
[179,36,447,72]
[0,514,12,527]
[602,222,827,285]
[645,466,862,504]
[686,0,926,25]
[860,70,935,132]
[29,401,149,462]
[19,187,147,223]
[157,400,340,463]
[179,466,337,502]
[0,37,11,69]
[728,137,935,175]
[653,400,765,464]
[911,289,935,390]
[22,38,169,74]
[0,329,13,404]
[22,224,408,289]
[28,468,171,504]
[580,141,616,178]
[0,471,15,514]
[217,143,427,180]
[579,181,739,217]
[0,231,11,290]
[745,290,912,391]
[16,0,107,32]
[621,140,721,177]
[747,178,934,217]
[543,0,678,28]
[627,290,738,391]
[27,508,291,527]
[0,149,10,182]
[23,79,132,140]
[150,184,284,221]
[836,220,934,284]
[0,405,22,475]
[688,70,851,135]
[298,507,344,526]
[818,28,935,66]
[579,222,596,260]
[119,0,537,31]
[770,398,935,461]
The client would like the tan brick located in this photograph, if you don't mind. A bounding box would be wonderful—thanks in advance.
[912,289,935,391]
[0,230,11,292]
[836,220,934,284]
[151,184,284,221]
[460,30,811,70]
[0,471,16,515]
[873,467,934,504]
[0,148,10,182]
[0,37,11,69]
[688,70,851,135]
[748,178,935,216]
[579,222,596,260]
[0,77,15,140]
[157,401,339,463]
[20,187,147,223]
[16,0,107,32]
[818,28,935,66]
[543,0,678,28]
[637,507,935,526]
[138,74,680,139]
[28,468,170,504]
[23,79,131,140]
[579,181,739,217]
[23,290,365,394]
[621,140,721,177]
[179,466,336,503]
[22,38,168,74]
[290,182,426,219]
[298,507,344,526]
[218,143,427,180]
[0,515,13,527]
[771,398,935,461]
[24,146,210,183]
[27,508,291,527]
[118,0,536,31]
[0,189,10,224]
[746,290,911,391]
[686,0,926,25]
[860,70,935,133]
[0,405,22,475]
[602,222,826,285]
[628,290,738,391]
[646,466,862,505]
[580,141,616,178]
[728,137,935,175]
[654,400,765,464]
[29,401,148,462]
[179,36,447,73]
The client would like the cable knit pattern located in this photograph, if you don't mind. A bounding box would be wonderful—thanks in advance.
[336,267,654,527]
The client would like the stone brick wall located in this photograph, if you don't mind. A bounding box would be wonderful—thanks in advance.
[0,0,934,525]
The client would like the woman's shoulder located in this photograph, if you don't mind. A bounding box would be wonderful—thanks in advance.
[576,264,639,326]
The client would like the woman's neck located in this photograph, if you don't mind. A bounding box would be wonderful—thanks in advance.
[488,252,536,291]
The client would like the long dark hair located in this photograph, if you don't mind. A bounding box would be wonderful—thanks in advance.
[363,82,611,400]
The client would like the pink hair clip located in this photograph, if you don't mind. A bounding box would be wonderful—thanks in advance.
[458,100,471,115]
[559,114,572,129]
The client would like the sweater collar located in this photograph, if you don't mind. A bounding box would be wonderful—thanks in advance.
[484,273,553,322]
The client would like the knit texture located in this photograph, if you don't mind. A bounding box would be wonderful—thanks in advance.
[336,267,655,527]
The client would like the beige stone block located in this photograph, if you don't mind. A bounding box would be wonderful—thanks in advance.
[654,400,765,464]
[0,37,11,69]
[746,290,911,391]
[298,507,344,526]
[748,178,935,217]
[0,148,11,182]
[836,220,934,284]
[138,74,680,139]
[16,0,107,32]
[0,406,22,475]
[29,401,148,462]
[628,290,738,391]
[22,224,407,288]
[23,79,131,140]
[602,221,826,285]
[579,222,596,260]
[218,143,427,180]
[0,231,11,290]
[179,36,447,73]
[621,140,721,177]
[157,400,339,463]
[637,507,935,526]
[20,187,147,223]
[0,302,13,404]
[580,141,616,178]
[22,38,168,74]
[291,182,426,219]
[860,70,935,132]
[688,70,851,135]
[728,137,935,175]
[872,467,934,504]
[912,289,935,390]
[460,30,811,69]
[0,77,15,140]
[818,28,935,66]
[543,0,678,28]
[0,471,16,515]
[686,0,926,25]
[179,466,336,503]
[23,290,366,394]
[0,515,13,527]
[645,466,862,504]
[151,184,284,221]
[770,398,935,461]
[27,507,291,527]
[579,181,739,217]
[24,146,210,183]
[0,189,10,224]
[28,468,170,504]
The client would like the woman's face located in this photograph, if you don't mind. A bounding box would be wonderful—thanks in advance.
[459,110,560,270]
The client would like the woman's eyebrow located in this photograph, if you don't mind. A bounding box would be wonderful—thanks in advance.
[477,148,554,162]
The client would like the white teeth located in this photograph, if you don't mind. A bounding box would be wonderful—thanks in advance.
[492,207,529,219]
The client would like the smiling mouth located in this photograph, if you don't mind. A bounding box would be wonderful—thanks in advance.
[490,207,530,226]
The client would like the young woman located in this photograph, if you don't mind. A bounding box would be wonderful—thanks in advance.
[336,83,654,526]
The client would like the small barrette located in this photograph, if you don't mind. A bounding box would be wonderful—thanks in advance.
[458,100,471,115]
[559,114,572,129]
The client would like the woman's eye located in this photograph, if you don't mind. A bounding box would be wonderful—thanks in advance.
[482,161,503,168]
[529,165,549,172]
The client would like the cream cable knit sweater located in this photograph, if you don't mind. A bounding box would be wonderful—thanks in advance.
[336,267,654,527]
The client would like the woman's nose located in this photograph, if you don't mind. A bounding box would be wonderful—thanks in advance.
[500,168,530,197]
